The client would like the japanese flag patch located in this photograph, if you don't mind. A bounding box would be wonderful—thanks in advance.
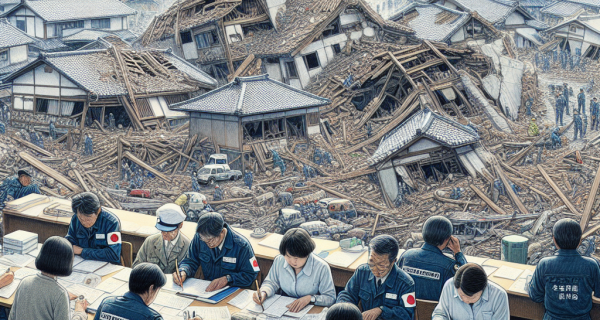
[401,292,416,307]
[250,256,260,272]
[107,232,121,245]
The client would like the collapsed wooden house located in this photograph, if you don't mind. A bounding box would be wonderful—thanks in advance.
[3,46,217,131]
[170,74,330,171]
[137,0,415,88]
[542,14,600,59]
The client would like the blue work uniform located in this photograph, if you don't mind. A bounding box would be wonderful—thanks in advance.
[65,208,122,264]
[179,224,259,287]
[337,264,416,320]
[578,92,586,114]
[398,243,467,301]
[0,177,40,210]
[93,291,162,320]
[529,249,600,320]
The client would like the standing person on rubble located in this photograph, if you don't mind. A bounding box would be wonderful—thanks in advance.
[563,83,570,115]
[574,110,583,140]
[555,92,565,127]
[528,118,539,136]
[108,113,116,130]
[84,133,93,156]
[244,170,253,190]
[583,114,588,137]
[191,170,200,192]
[397,216,467,301]
[213,185,223,201]
[591,97,600,131]
[0,169,40,211]
[49,121,57,140]
[578,88,586,114]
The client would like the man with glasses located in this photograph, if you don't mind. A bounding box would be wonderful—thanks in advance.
[337,235,416,320]
[133,203,191,273]
[174,212,259,291]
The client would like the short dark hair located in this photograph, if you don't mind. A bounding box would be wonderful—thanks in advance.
[454,263,487,296]
[368,235,399,263]
[128,263,166,295]
[423,216,453,246]
[326,303,363,320]
[553,218,581,250]
[196,212,225,237]
[72,192,101,215]
[279,228,315,258]
[35,236,74,277]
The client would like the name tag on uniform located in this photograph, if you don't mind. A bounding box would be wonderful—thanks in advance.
[96,234,105,239]
[385,293,398,300]
[223,257,237,263]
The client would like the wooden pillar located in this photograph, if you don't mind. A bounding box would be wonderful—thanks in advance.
[80,101,89,130]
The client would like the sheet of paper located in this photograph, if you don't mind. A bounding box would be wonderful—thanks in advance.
[483,266,498,276]
[263,296,296,318]
[59,271,88,284]
[228,289,254,309]
[0,279,19,298]
[95,277,127,293]
[25,259,37,270]
[66,283,106,304]
[300,309,328,320]
[247,294,281,314]
[162,274,185,292]
[0,264,12,273]
[94,263,124,277]
[324,251,364,268]
[72,255,85,267]
[87,293,110,314]
[259,234,284,250]
[112,283,129,297]
[465,255,490,265]
[184,306,231,320]
[165,276,229,298]
[0,254,34,267]
[285,304,314,318]
[112,267,132,282]
[492,265,525,280]
[153,291,193,310]
[508,269,534,295]
[73,260,108,273]
[14,267,39,280]
[26,243,43,258]
[158,306,180,316]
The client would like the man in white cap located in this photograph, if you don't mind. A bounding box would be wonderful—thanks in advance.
[132,203,191,273]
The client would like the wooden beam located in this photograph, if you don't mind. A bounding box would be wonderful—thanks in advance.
[371,213,380,237]
[581,163,600,232]
[537,165,581,216]
[507,132,548,166]
[388,52,417,88]
[470,184,507,215]
[18,151,81,192]
[229,54,255,80]
[356,67,395,128]
[494,162,529,214]
[123,151,172,183]
[73,169,90,192]
[11,136,54,157]
[310,182,387,210]
[423,40,458,74]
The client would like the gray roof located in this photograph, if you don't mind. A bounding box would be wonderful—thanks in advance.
[156,50,218,88]
[0,57,36,80]
[390,4,471,42]
[519,0,548,7]
[516,27,543,45]
[62,29,137,43]
[171,74,331,116]
[541,1,584,17]
[22,0,136,22]
[30,38,69,51]
[0,19,34,49]
[566,0,600,8]
[525,19,550,29]
[369,108,480,165]
[452,0,518,24]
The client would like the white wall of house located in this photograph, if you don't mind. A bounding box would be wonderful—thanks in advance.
[9,45,28,64]
[265,0,286,27]
[265,62,282,82]
[505,11,525,26]
[13,64,87,100]
[225,24,244,44]
[450,27,465,43]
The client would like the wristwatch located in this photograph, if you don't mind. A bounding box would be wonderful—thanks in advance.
[310,295,316,303]
[226,274,233,284]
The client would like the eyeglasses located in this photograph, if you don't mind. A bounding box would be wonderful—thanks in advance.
[200,235,217,243]
[367,261,392,270]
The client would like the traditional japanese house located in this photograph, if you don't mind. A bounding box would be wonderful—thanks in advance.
[543,14,600,59]
[0,18,35,81]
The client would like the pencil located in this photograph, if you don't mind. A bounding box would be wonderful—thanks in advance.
[255,280,264,312]
[175,259,183,289]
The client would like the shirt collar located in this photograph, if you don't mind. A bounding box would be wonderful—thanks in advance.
[164,231,181,247]
[451,281,490,302]
[422,243,443,254]
[221,225,234,250]
[124,291,145,304]
[556,249,580,256]
[368,262,398,287]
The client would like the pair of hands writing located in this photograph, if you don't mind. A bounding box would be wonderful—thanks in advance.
[172,271,229,292]
[253,291,312,313]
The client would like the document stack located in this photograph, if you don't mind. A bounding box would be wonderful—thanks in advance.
[3,230,38,255]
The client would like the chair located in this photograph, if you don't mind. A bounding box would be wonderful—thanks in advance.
[120,241,133,267]
[415,299,438,320]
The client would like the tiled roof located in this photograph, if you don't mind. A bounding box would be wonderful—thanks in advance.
[0,57,36,80]
[22,0,136,22]
[156,50,218,87]
[62,29,137,43]
[30,38,69,51]
[566,0,600,8]
[0,19,34,49]
[171,74,330,115]
[391,4,470,42]
[369,108,479,165]
[525,19,550,29]
[452,0,518,24]
[515,27,543,45]
[519,0,548,7]
[541,1,584,17]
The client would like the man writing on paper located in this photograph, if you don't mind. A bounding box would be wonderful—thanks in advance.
[173,212,259,291]
[66,192,122,264]
[337,235,416,320]
[398,216,467,301]
[0,169,40,210]
[133,203,191,273]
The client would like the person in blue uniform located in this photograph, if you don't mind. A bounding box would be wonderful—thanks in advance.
[578,88,586,114]
[591,97,600,131]
[84,134,93,156]
[397,216,467,301]
[244,171,253,190]
[528,218,600,320]
[337,235,416,320]
[65,192,122,264]
[174,212,259,291]
[94,263,202,320]
[0,169,40,210]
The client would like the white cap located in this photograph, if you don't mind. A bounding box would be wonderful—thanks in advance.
[155,203,186,232]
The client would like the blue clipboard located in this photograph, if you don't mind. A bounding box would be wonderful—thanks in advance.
[194,286,239,304]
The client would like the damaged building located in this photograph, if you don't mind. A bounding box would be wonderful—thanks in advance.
[138,0,415,87]
[542,13,600,59]
[0,18,35,81]
[2,46,217,131]
[170,73,330,171]
[540,0,600,27]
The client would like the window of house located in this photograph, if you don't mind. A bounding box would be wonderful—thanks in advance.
[229,33,242,42]
[332,44,341,54]
[180,31,193,44]
[16,18,25,31]
[91,18,110,29]
[570,25,577,32]
[376,4,380,13]
[285,61,298,78]
[195,30,219,49]
[242,22,273,37]
[303,52,320,70]
[322,18,341,37]
[265,57,279,64]
[0,50,8,61]
[59,20,84,30]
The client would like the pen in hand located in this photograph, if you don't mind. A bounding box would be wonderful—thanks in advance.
[255,280,264,312]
